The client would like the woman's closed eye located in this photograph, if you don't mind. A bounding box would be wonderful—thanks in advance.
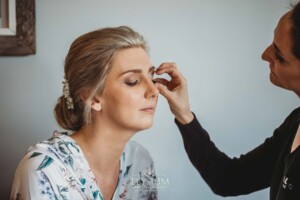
[125,80,139,86]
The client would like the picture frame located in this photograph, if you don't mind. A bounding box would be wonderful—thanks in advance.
[0,0,35,56]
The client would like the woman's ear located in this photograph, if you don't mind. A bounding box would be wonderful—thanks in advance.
[91,96,102,111]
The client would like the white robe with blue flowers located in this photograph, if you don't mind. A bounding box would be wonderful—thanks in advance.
[10,131,157,200]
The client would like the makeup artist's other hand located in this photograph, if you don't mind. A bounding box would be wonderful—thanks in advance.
[154,63,194,124]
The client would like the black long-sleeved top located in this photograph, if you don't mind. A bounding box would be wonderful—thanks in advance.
[175,107,300,199]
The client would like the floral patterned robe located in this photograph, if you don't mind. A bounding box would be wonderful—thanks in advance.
[10,131,157,200]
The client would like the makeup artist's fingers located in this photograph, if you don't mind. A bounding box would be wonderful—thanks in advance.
[155,83,172,100]
[155,63,186,91]
[156,63,185,81]
[155,62,194,124]
[153,78,169,86]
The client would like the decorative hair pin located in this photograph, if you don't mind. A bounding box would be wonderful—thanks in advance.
[62,76,74,110]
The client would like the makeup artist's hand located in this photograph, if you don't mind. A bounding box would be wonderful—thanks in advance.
[154,63,194,124]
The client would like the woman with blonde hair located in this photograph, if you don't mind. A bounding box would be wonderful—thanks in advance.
[11,26,158,200]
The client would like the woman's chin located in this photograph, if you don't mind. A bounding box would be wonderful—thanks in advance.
[137,120,154,131]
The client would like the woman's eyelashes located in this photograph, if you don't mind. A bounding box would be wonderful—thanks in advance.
[125,79,139,86]
[124,73,155,87]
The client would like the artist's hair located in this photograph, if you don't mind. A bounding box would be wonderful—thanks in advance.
[290,1,300,59]
[54,26,148,131]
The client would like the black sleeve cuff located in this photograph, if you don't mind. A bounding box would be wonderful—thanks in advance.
[174,112,209,144]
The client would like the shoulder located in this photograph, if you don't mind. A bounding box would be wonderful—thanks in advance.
[11,132,72,199]
[284,107,300,120]
[287,107,300,121]
[279,107,300,129]
[124,140,154,165]
[269,107,300,143]
[126,140,153,158]
[14,131,76,176]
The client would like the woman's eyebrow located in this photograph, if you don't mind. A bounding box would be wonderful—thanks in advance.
[120,66,155,76]
[120,69,142,75]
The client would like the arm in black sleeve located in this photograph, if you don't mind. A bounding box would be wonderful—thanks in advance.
[175,113,288,196]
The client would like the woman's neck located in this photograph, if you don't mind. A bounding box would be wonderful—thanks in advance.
[71,123,135,200]
[71,123,134,171]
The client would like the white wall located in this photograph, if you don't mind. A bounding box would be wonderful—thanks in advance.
[1,0,299,199]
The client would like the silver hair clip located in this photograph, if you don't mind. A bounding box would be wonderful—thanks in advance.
[62,76,74,110]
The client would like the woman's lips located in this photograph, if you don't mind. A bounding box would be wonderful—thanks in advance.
[140,106,156,113]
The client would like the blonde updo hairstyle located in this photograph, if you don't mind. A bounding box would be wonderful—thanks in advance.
[54,26,148,131]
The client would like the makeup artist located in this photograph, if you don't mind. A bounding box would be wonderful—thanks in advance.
[154,1,300,199]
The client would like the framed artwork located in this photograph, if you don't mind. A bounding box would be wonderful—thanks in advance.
[0,0,35,56]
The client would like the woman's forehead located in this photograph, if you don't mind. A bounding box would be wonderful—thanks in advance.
[110,48,152,73]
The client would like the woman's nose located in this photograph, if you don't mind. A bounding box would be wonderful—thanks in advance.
[145,78,159,99]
